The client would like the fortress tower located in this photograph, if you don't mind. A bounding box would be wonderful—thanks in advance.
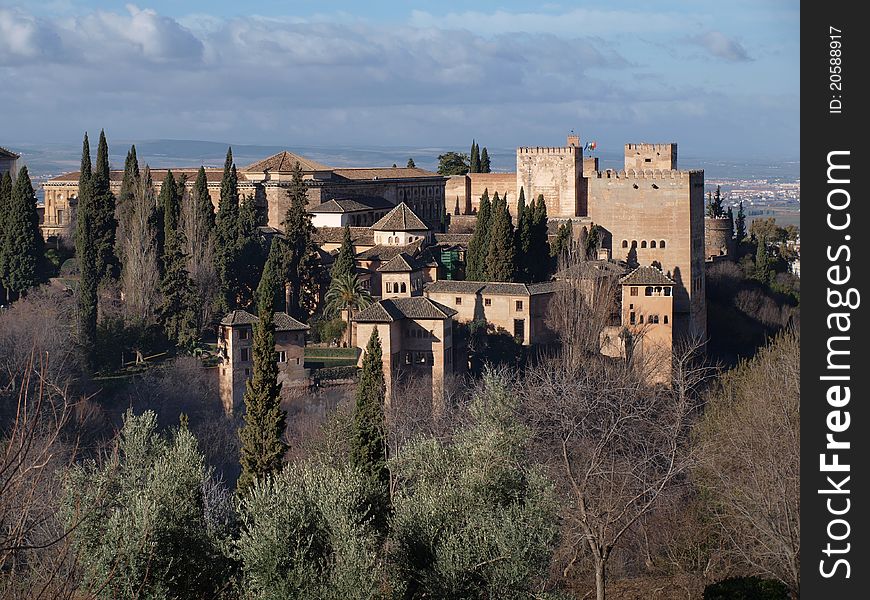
[624,143,677,171]
[516,135,585,218]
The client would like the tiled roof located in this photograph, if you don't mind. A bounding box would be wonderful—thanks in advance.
[620,266,675,286]
[555,260,627,280]
[357,240,423,261]
[425,280,559,296]
[371,203,428,232]
[47,168,227,184]
[331,167,441,180]
[314,226,375,245]
[310,196,392,214]
[377,252,422,273]
[244,151,332,173]
[220,309,309,331]
[0,146,20,159]
[354,297,457,323]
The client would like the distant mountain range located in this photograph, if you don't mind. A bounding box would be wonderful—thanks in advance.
[6,139,800,185]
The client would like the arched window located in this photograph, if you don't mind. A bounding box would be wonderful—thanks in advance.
[660,240,666,248]
[386,282,393,293]
[639,315,644,324]
[622,240,628,248]
[641,241,647,248]
[650,240,657,248]
[400,282,407,293]
[631,240,638,248]
[664,315,669,324]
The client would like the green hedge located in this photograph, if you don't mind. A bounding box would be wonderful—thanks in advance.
[305,347,360,359]
[314,365,359,382]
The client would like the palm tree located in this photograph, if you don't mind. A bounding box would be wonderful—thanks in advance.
[325,273,372,347]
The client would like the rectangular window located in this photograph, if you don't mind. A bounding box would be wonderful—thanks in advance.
[386,282,393,293]
[513,319,525,343]
[276,350,287,363]
[57,209,65,225]
[515,300,524,311]
[630,287,638,297]
[484,298,492,307]
[455,297,462,305]
[630,312,636,325]
[240,328,249,340]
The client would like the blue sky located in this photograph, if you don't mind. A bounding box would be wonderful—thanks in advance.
[0,1,799,160]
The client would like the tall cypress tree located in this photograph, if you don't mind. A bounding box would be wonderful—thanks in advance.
[485,192,515,282]
[530,195,551,280]
[159,231,198,350]
[1,167,43,299]
[115,145,139,268]
[0,171,13,298]
[214,148,240,312]
[480,146,491,173]
[465,189,491,281]
[282,162,318,319]
[158,170,180,255]
[470,140,481,173]
[238,240,287,492]
[735,201,747,241]
[75,133,99,370]
[92,130,117,281]
[515,188,532,282]
[332,225,356,281]
[192,166,215,231]
[234,196,265,309]
[350,328,389,531]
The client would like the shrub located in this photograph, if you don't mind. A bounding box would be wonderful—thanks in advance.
[703,576,790,600]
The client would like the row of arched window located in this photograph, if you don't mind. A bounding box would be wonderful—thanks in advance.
[385,281,407,293]
[629,313,669,325]
[386,235,424,245]
[622,239,666,249]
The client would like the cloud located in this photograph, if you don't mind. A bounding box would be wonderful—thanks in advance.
[0,8,64,63]
[689,30,751,62]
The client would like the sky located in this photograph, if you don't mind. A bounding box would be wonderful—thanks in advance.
[0,1,800,161]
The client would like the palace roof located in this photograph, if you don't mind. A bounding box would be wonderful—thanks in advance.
[244,151,332,173]
[47,168,226,184]
[0,146,20,159]
[356,240,424,261]
[619,266,675,286]
[331,167,441,180]
[424,280,558,296]
[310,196,392,214]
[220,310,309,331]
[372,202,428,232]
[314,226,375,246]
[354,297,457,323]
[377,252,424,273]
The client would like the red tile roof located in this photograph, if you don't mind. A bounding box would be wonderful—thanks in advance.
[244,151,332,173]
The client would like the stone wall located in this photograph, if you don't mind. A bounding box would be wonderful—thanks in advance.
[624,143,678,171]
[517,145,583,219]
[704,216,735,260]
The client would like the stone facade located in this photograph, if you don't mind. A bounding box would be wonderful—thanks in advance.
[217,310,309,415]
[0,146,19,179]
[623,143,678,171]
[704,215,735,261]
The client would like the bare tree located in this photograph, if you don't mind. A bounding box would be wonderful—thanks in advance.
[694,328,800,595]
[521,339,708,600]
[180,178,218,331]
[119,166,160,328]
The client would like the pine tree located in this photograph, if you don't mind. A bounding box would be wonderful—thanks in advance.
[515,188,532,282]
[115,145,139,268]
[735,201,747,241]
[485,191,515,282]
[465,189,491,281]
[75,133,99,370]
[331,225,356,281]
[92,130,117,281]
[480,146,491,173]
[0,171,13,299]
[1,166,43,298]
[470,140,481,173]
[214,148,240,312]
[281,162,319,319]
[350,328,389,530]
[529,194,551,281]
[238,240,288,492]
[406,157,416,168]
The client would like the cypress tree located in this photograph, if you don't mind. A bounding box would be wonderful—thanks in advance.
[515,188,532,281]
[406,157,416,168]
[754,239,771,283]
[238,240,287,492]
[92,130,117,281]
[735,201,747,241]
[214,148,240,312]
[470,140,481,173]
[159,170,180,255]
[1,166,43,298]
[234,196,265,309]
[332,225,356,281]
[159,231,198,350]
[465,189,491,281]
[193,166,215,231]
[480,146,491,173]
[75,133,99,369]
[115,145,139,268]
[529,194,550,281]
[282,162,318,319]
[485,191,515,282]
[0,171,12,298]
[350,328,389,530]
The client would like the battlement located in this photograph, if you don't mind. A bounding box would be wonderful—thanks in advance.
[594,168,702,181]
[518,146,581,155]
